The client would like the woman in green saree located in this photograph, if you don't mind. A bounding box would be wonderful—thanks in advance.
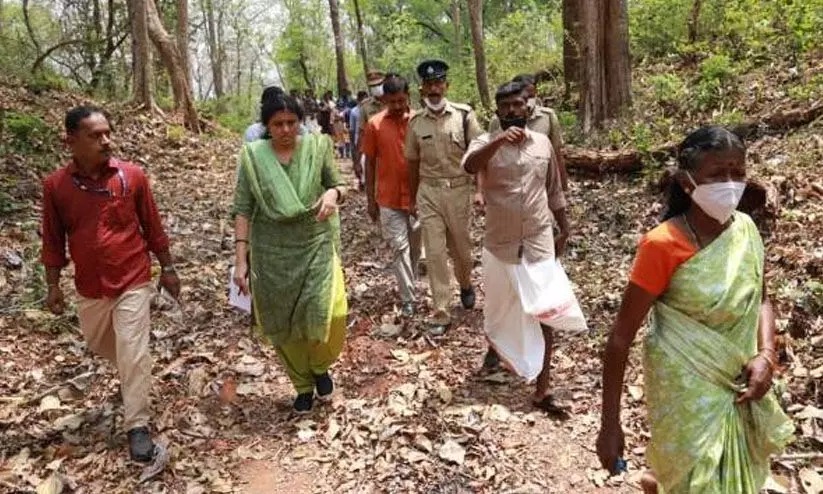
[596,126,793,493]
[232,94,348,413]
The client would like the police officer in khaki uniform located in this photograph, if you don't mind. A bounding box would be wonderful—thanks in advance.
[405,59,483,335]
[487,74,567,191]
[355,70,386,183]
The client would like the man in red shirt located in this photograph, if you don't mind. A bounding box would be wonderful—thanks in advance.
[362,74,421,317]
[41,106,180,462]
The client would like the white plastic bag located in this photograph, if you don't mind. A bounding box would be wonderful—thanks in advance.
[228,267,251,313]
[517,260,588,333]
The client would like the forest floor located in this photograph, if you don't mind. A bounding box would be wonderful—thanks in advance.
[0,81,821,494]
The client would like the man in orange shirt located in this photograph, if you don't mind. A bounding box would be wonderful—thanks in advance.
[362,74,421,316]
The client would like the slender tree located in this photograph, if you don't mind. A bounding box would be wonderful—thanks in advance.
[176,0,190,88]
[562,0,581,100]
[128,0,154,109]
[145,0,200,131]
[328,0,349,95]
[467,0,490,108]
[352,0,369,79]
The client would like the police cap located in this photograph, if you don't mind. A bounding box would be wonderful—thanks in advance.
[417,59,449,82]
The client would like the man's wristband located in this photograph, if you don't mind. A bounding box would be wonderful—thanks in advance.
[160,265,176,275]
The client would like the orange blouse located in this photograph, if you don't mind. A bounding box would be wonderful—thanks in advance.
[629,220,698,297]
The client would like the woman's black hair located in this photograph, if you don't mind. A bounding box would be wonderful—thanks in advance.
[663,125,746,220]
[260,94,304,136]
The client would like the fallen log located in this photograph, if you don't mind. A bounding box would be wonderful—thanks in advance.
[565,102,823,173]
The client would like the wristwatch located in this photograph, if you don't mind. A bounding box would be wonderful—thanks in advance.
[161,265,176,275]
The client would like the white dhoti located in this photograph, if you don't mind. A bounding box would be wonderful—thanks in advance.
[483,249,588,381]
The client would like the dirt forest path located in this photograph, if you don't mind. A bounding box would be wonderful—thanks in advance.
[1,109,821,493]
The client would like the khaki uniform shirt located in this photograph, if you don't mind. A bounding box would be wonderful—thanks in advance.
[463,129,566,264]
[404,101,483,179]
[357,97,384,131]
[489,106,564,154]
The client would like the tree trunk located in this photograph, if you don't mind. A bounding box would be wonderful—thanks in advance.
[298,53,313,92]
[467,0,490,108]
[352,0,369,80]
[578,0,631,133]
[451,1,462,62]
[328,0,349,96]
[578,0,605,133]
[22,0,41,54]
[145,0,200,132]
[604,0,631,117]
[688,0,702,44]
[128,0,154,109]
[176,0,190,89]
[202,0,223,98]
[562,0,581,99]
[0,0,4,38]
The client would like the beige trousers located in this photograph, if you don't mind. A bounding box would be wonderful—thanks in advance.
[380,207,422,303]
[417,182,474,325]
[77,284,153,431]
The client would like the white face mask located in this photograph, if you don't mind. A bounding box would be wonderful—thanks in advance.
[424,97,446,112]
[527,97,537,111]
[687,173,746,223]
[369,85,384,98]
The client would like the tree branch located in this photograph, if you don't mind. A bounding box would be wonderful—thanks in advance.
[31,39,88,73]
[415,20,449,43]
[22,0,41,54]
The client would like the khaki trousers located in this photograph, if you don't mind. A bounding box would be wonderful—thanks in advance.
[77,284,153,431]
[417,182,474,324]
[380,207,422,303]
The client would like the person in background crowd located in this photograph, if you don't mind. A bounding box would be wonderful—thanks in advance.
[318,90,335,136]
[232,94,348,414]
[41,105,180,462]
[405,59,482,335]
[362,74,421,317]
[596,126,793,493]
[355,70,386,185]
[333,101,350,159]
[349,90,368,189]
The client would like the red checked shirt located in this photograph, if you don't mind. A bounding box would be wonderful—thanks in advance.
[41,158,170,299]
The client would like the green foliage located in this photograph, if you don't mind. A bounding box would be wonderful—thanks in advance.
[199,93,256,135]
[648,73,686,106]
[1,111,56,158]
[484,6,562,92]
[694,54,737,110]
[630,0,823,62]
[165,124,186,145]
[25,72,70,94]
[0,4,61,81]
[629,0,691,58]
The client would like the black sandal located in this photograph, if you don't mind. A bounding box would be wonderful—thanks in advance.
[532,394,571,418]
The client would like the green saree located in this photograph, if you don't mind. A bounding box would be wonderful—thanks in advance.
[233,134,347,392]
[643,212,794,493]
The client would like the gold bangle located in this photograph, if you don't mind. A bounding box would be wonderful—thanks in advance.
[757,349,778,371]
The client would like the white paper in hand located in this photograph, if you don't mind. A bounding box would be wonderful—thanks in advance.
[228,267,251,313]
